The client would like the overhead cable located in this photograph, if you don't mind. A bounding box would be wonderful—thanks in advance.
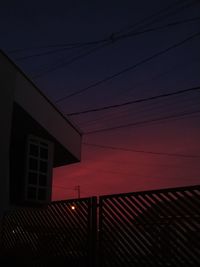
[83,143,200,158]
[66,86,200,116]
[55,31,200,102]
[84,110,200,134]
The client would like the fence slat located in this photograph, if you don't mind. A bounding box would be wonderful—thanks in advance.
[1,185,199,266]
[0,197,97,267]
[99,185,200,267]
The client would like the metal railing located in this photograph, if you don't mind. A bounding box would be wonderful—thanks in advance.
[0,197,97,267]
[0,185,200,266]
[98,185,200,266]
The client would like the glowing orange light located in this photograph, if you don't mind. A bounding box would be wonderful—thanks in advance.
[71,205,76,210]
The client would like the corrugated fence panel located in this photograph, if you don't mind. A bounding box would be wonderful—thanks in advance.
[98,185,200,267]
[0,197,97,267]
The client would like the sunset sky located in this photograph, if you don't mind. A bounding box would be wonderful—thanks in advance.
[1,0,200,200]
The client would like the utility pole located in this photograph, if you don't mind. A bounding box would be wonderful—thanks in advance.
[74,185,80,199]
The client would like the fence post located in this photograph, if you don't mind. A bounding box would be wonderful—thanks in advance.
[98,197,103,267]
[89,197,97,267]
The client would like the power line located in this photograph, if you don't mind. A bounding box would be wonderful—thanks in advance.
[15,16,200,62]
[71,82,199,128]
[55,31,200,103]
[9,0,197,55]
[14,45,89,61]
[109,16,200,44]
[20,1,199,78]
[84,110,200,134]
[78,100,199,129]
[32,42,109,79]
[84,110,200,135]
[116,0,199,35]
[66,86,200,116]
[83,143,200,158]
[32,17,200,79]
[108,56,200,103]
[15,1,198,82]
[7,38,108,54]
[74,56,200,126]
[83,108,200,134]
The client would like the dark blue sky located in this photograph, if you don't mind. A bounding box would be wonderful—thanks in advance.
[1,0,200,199]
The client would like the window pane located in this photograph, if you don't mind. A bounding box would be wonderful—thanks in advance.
[39,161,48,173]
[28,172,37,185]
[29,158,38,170]
[29,144,39,157]
[40,147,48,159]
[39,174,47,186]
[38,188,46,201]
[27,187,36,200]
[30,138,38,144]
[40,142,48,147]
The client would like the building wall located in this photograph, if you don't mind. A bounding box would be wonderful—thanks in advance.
[14,73,82,161]
[9,103,79,204]
[0,51,82,212]
[0,54,15,217]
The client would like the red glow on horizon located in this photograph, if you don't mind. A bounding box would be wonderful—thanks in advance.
[52,117,200,201]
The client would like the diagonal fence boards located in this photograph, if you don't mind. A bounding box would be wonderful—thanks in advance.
[0,185,200,266]
[98,185,200,267]
[0,197,97,267]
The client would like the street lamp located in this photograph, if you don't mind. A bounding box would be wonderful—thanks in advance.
[71,205,76,210]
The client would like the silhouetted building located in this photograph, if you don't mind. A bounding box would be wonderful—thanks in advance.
[0,50,82,215]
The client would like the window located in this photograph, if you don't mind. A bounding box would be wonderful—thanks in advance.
[39,174,47,186]
[25,135,54,203]
[40,147,48,159]
[29,144,39,157]
[28,172,37,185]
[27,187,37,200]
[38,188,46,201]
[29,158,38,170]
[39,161,48,173]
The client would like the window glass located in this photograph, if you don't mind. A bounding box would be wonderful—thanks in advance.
[38,188,46,201]
[28,172,37,185]
[39,174,47,186]
[29,144,39,157]
[29,158,38,170]
[40,142,48,147]
[40,147,48,159]
[30,139,39,144]
[39,161,48,173]
[27,187,36,200]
